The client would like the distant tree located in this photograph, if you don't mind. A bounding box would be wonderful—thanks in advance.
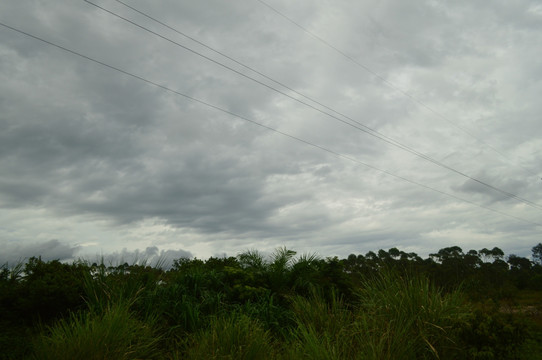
[205,256,239,270]
[388,247,401,259]
[507,254,532,271]
[343,254,362,273]
[365,251,378,267]
[490,247,505,260]
[377,249,392,263]
[479,247,505,263]
[464,250,482,269]
[346,254,357,264]
[507,254,532,289]
[430,246,463,263]
[429,247,466,289]
[532,243,542,265]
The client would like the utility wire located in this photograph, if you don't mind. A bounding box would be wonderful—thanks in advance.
[257,0,539,179]
[84,0,542,212]
[0,20,540,227]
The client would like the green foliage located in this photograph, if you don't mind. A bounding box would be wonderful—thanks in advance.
[356,269,468,359]
[519,327,542,360]
[0,265,26,358]
[508,255,533,290]
[143,283,206,335]
[289,252,322,295]
[239,293,294,337]
[456,308,529,360]
[286,292,356,360]
[238,249,267,271]
[3,245,542,359]
[29,303,161,360]
[530,274,542,291]
[532,243,542,265]
[18,257,87,323]
[284,270,469,360]
[184,314,275,360]
[0,324,33,360]
[267,247,296,295]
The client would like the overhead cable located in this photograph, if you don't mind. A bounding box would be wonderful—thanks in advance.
[0,20,540,227]
[84,0,542,212]
[257,0,539,179]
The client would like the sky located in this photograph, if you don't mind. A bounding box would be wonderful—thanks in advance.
[0,0,541,266]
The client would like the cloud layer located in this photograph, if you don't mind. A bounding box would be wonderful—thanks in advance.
[1,0,541,263]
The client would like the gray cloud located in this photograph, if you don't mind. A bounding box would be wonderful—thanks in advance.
[0,239,80,265]
[0,0,541,261]
[95,246,192,268]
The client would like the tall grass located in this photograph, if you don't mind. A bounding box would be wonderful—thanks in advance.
[29,302,161,360]
[355,269,468,359]
[285,291,357,360]
[184,313,275,360]
[28,259,165,359]
[285,271,467,359]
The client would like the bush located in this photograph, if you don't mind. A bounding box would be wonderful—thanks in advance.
[17,258,87,324]
[456,309,529,360]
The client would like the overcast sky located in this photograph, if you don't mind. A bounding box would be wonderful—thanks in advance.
[1,0,541,265]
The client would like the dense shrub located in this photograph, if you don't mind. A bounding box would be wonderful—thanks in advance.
[456,309,529,360]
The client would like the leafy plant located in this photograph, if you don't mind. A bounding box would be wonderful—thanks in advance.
[456,308,529,360]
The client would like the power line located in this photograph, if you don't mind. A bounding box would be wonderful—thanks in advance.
[0,20,540,227]
[257,0,539,179]
[84,0,542,212]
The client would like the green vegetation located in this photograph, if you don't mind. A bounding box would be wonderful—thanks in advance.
[1,244,542,359]
[184,314,274,360]
[29,302,161,360]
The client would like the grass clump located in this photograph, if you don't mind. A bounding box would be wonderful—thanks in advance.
[285,292,357,360]
[184,313,275,360]
[355,270,467,359]
[285,271,468,360]
[29,303,160,360]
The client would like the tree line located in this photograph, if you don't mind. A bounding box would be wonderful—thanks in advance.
[0,243,541,359]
